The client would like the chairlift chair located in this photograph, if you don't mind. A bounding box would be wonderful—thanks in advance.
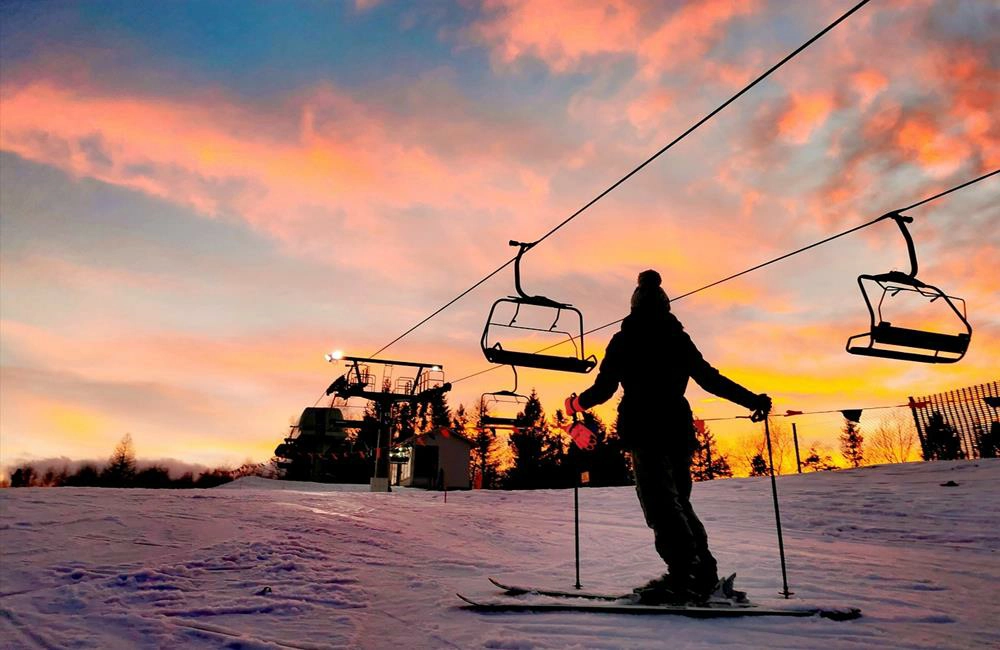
[481,240,598,373]
[479,366,531,429]
[846,212,972,363]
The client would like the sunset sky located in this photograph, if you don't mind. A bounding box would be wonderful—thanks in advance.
[1,0,997,474]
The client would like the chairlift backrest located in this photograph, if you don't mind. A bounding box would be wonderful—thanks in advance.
[846,212,972,364]
[481,240,597,373]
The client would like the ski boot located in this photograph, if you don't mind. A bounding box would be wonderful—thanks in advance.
[632,573,687,605]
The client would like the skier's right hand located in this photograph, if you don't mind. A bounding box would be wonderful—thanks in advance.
[753,393,772,417]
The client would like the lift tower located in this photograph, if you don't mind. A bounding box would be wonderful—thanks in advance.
[325,356,450,492]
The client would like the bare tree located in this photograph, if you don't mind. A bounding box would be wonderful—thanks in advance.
[766,418,793,475]
[735,419,792,476]
[866,413,918,464]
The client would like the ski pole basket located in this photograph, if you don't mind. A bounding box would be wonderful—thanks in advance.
[481,240,598,373]
[846,212,972,364]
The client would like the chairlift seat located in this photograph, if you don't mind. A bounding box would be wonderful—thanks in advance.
[481,414,531,428]
[484,346,597,373]
[847,323,970,364]
[869,322,970,353]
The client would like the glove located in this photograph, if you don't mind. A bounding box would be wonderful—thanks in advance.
[564,394,583,416]
[754,393,772,416]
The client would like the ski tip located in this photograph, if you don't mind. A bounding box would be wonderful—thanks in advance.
[488,577,528,595]
[456,593,478,606]
[819,607,862,621]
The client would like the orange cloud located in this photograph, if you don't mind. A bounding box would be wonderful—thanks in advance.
[777,91,837,144]
[894,115,971,178]
[851,69,888,107]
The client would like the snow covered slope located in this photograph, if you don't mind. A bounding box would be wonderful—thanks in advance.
[2,460,998,649]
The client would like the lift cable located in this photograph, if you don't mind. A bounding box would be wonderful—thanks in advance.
[701,403,908,423]
[449,168,999,385]
[699,394,996,422]
[366,0,873,360]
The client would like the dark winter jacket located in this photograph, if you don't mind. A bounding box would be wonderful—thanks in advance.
[577,311,759,453]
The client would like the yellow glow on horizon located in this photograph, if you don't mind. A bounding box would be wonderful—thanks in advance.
[46,405,107,439]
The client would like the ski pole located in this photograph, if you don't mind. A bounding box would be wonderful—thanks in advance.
[762,416,792,598]
[574,481,581,589]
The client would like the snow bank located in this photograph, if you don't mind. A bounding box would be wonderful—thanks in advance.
[2,460,997,648]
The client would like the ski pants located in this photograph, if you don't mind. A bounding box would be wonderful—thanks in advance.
[631,446,717,580]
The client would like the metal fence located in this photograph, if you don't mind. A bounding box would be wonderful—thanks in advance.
[909,380,1000,459]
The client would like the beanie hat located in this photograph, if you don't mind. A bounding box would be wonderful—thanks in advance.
[630,269,671,313]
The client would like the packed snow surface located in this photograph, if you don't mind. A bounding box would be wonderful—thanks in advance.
[2,460,998,649]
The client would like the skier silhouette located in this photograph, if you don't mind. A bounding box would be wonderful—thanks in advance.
[565,270,771,604]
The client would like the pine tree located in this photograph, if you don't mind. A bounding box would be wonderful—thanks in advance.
[840,419,864,468]
[922,411,963,460]
[452,404,470,432]
[980,421,1000,459]
[469,402,501,489]
[802,445,838,472]
[10,465,37,487]
[416,389,451,434]
[690,420,733,481]
[503,389,562,489]
[65,464,101,487]
[559,409,632,487]
[103,434,138,487]
[748,453,769,477]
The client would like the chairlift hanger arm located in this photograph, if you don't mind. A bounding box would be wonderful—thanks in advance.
[883,211,918,278]
[510,240,535,301]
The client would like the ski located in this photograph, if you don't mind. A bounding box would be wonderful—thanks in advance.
[458,593,861,620]
[488,577,633,601]
[487,575,753,607]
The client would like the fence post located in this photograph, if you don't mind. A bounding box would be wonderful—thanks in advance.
[792,422,802,474]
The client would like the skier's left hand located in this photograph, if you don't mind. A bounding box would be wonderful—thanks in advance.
[565,394,583,416]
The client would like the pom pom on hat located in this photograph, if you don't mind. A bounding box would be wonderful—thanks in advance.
[637,269,662,288]
[630,269,670,313]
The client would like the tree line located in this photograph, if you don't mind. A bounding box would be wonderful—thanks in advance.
[8,394,992,489]
[5,434,274,489]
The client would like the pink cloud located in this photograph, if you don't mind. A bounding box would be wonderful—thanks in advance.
[471,0,642,72]
[635,0,758,80]
[470,0,759,77]
[0,76,577,285]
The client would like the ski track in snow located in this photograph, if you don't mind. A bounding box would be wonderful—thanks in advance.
[1,461,998,648]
